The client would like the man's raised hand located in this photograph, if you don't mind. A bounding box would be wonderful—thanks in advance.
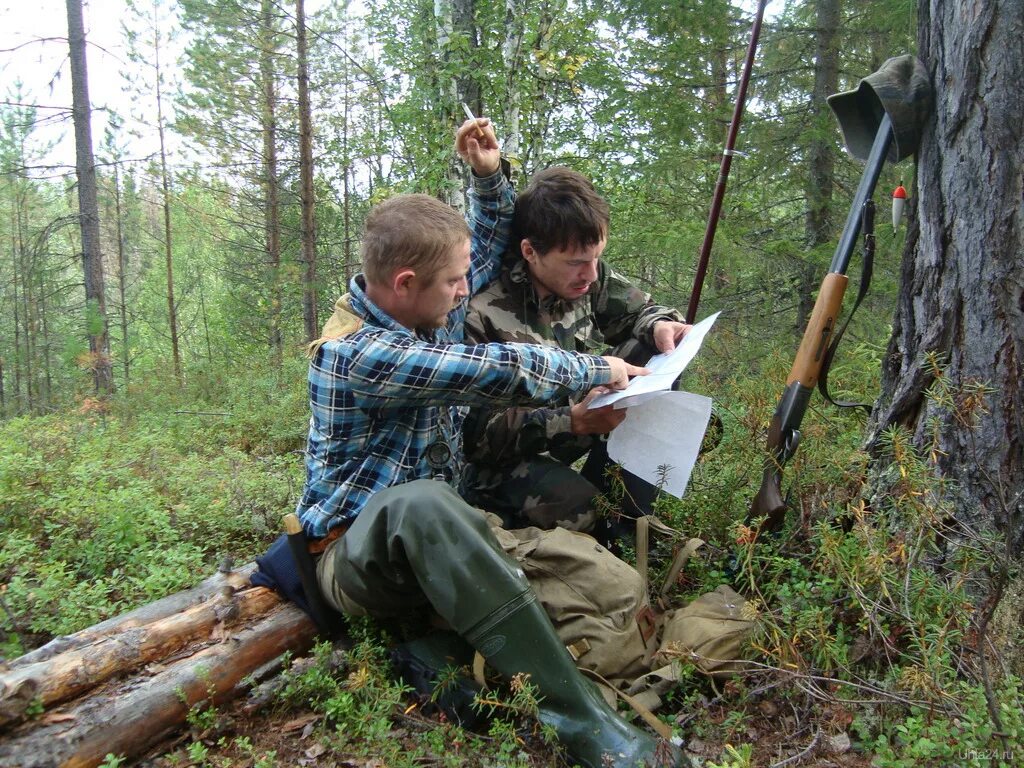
[456,117,501,177]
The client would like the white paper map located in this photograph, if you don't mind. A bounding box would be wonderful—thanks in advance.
[588,311,720,409]
[588,311,720,499]
[607,391,713,499]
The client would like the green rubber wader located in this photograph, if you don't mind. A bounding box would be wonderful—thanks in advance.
[326,479,686,768]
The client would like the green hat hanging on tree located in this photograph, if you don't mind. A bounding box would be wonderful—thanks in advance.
[827,54,933,162]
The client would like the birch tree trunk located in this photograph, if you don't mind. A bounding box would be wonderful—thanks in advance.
[434,0,463,209]
[342,68,352,288]
[866,0,1024,553]
[452,0,480,113]
[65,0,113,395]
[501,0,526,169]
[525,0,556,174]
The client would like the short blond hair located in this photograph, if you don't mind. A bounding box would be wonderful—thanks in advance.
[361,194,471,286]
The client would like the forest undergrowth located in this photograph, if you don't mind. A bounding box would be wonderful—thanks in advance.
[1,348,1022,767]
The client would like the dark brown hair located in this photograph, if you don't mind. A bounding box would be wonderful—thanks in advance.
[513,167,610,255]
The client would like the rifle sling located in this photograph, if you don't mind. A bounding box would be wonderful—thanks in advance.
[818,201,876,412]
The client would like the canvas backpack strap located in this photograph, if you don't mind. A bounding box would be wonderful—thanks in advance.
[658,538,705,604]
[579,667,674,741]
[635,515,680,594]
[634,517,659,646]
[636,515,706,604]
[636,516,651,596]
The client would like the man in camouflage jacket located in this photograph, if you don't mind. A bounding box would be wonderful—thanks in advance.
[463,167,690,539]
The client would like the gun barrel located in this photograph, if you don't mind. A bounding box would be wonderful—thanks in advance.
[830,114,893,274]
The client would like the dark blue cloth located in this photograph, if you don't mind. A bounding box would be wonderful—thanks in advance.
[251,533,314,617]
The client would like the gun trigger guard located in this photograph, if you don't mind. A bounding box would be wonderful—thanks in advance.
[783,429,802,461]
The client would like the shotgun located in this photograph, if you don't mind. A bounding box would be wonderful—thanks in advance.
[747,115,893,532]
[747,55,932,532]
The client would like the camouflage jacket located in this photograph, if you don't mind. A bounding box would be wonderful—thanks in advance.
[463,254,683,467]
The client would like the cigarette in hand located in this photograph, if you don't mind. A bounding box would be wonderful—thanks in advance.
[461,103,486,138]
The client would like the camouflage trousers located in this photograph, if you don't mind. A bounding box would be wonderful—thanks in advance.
[461,337,662,541]
[463,453,601,533]
[462,440,658,544]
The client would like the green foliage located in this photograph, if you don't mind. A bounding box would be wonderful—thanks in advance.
[268,632,549,767]
[860,676,1024,767]
[707,743,754,768]
[0,358,307,655]
[276,641,349,711]
[186,740,210,765]
[178,673,223,734]
[687,362,1022,765]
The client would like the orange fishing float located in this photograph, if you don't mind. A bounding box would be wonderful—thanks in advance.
[892,183,907,231]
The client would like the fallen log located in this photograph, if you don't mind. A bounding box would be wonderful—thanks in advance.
[7,563,257,670]
[0,585,281,727]
[0,602,318,768]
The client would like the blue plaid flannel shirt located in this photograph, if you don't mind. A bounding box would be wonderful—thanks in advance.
[296,171,612,537]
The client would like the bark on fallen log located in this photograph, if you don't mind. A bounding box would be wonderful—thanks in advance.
[0,603,318,768]
[7,563,257,670]
[0,586,280,727]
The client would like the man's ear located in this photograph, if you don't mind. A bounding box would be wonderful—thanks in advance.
[391,268,417,296]
[520,239,538,264]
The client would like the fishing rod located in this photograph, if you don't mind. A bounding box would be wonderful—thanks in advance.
[686,0,768,324]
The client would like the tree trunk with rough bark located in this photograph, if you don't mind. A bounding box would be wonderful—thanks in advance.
[260,0,283,367]
[65,0,113,395]
[866,0,1024,553]
[296,0,319,343]
[112,163,130,387]
[153,20,182,387]
[797,0,840,331]
[153,12,183,386]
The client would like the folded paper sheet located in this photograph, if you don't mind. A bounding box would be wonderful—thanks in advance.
[591,312,720,499]
[607,391,712,499]
[588,312,720,409]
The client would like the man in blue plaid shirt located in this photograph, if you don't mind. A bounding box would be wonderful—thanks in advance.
[299,118,684,768]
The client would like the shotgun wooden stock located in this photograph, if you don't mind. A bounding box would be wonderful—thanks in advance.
[748,274,850,531]
[788,273,849,387]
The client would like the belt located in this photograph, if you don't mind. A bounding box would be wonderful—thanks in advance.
[308,521,350,555]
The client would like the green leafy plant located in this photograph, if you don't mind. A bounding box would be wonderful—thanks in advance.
[707,743,754,768]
